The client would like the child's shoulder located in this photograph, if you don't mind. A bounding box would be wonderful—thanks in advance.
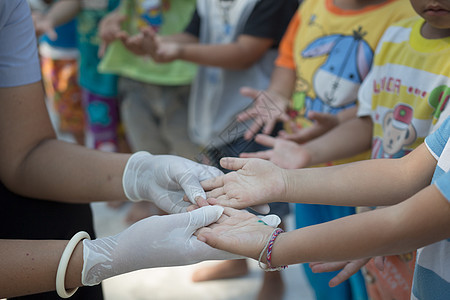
[389,15,422,29]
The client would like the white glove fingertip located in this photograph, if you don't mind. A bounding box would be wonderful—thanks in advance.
[259,214,281,228]
[189,205,224,227]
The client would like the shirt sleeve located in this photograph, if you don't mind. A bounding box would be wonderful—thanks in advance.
[357,68,375,117]
[274,12,299,70]
[425,117,450,159]
[184,8,200,38]
[0,0,41,87]
[242,0,299,46]
[435,171,450,202]
[425,117,450,201]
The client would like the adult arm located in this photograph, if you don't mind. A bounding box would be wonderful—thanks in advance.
[0,82,129,203]
[0,81,222,211]
[0,206,240,298]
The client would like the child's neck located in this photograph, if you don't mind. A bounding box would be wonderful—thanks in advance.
[421,22,450,39]
[333,0,388,10]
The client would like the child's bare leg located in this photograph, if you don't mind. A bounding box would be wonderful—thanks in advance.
[257,269,284,300]
[192,259,249,282]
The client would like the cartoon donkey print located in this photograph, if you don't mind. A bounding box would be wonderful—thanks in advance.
[302,27,373,115]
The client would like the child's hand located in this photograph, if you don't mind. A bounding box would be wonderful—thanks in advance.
[82,206,244,286]
[239,134,312,169]
[32,11,57,40]
[202,157,287,209]
[196,207,276,260]
[278,111,340,144]
[309,258,371,287]
[98,11,127,57]
[120,26,182,63]
[237,87,290,140]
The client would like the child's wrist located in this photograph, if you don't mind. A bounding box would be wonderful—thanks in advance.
[281,169,299,203]
[177,43,185,60]
[258,228,288,272]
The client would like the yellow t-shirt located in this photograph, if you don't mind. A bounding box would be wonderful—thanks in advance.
[276,0,416,165]
[357,17,450,159]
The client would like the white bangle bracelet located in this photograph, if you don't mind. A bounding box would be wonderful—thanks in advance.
[56,231,91,298]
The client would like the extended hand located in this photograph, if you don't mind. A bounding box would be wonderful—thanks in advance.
[82,206,241,285]
[32,11,57,40]
[278,111,339,143]
[237,87,290,140]
[122,152,224,214]
[121,26,181,62]
[98,11,127,57]
[197,207,276,260]
[202,157,287,209]
[309,256,385,287]
[240,134,312,169]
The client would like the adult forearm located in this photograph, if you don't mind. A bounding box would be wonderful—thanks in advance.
[0,239,83,298]
[12,139,130,203]
[270,185,450,267]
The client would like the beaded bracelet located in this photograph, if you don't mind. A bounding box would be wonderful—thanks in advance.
[258,228,287,272]
[56,231,91,298]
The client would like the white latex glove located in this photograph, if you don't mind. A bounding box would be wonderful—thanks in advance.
[81,206,281,286]
[82,206,222,285]
[122,152,224,213]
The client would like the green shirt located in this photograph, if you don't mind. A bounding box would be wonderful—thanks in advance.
[98,0,197,85]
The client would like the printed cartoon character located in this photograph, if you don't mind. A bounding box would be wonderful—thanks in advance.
[372,104,417,159]
[138,0,163,30]
[429,85,450,123]
[301,27,373,115]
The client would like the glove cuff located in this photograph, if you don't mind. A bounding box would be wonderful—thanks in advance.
[122,151,153,202]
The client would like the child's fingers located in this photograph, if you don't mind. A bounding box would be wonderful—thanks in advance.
[239,150,272,160]
[219,157,249,171]
[205,187,226,199]
[201,175,224,191]
[194,196,210,207]
[254,134,276,148]
[310,261,348,273]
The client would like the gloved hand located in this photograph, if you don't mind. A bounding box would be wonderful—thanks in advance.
[122,151,224,213]
[81,206,281,286]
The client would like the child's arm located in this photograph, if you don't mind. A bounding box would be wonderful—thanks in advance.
[204,142,436,208]
[271,183,450,267]
[174,35,274,70]
[123,26,275,70]
[33,0,80,38]
[198,183,450,267]
[239,114,371,168]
